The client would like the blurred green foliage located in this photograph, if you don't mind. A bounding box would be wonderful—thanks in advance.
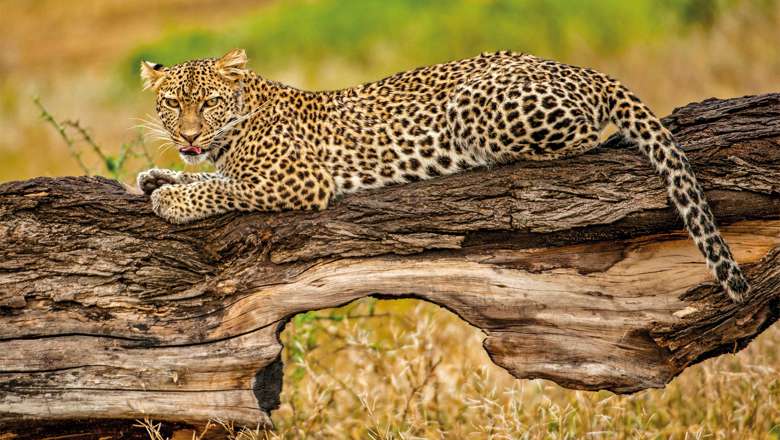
[126,0,743,87]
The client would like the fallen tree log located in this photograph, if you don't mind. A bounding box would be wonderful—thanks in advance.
[0,93,779,435]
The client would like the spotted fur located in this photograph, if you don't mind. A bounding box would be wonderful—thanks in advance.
[138,49,750,302]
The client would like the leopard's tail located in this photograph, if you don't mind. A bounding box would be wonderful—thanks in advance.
[608,83,749,302]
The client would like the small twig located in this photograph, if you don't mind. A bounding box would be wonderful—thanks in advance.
[308,357,365,406]
[62,119,109,164]
[132,419,167,440]
[312,313,390,321]
[33,97,91,175]
[401,357,442,422]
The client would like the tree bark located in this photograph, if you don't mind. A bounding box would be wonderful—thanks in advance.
[1,93,779,434]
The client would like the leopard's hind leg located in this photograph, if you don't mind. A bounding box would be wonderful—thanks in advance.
[446,80,608,164]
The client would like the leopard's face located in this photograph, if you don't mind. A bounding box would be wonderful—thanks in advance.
[141,49,249,164]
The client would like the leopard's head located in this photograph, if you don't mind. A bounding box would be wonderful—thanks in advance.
[141,49,249,164]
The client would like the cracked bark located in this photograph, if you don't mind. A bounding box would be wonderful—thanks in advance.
[0,93,779,435]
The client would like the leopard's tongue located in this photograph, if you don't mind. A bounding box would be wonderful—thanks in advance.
[179,146,203,155]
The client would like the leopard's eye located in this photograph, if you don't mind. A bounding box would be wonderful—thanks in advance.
[164,98,179,108]
[203,96,221,108]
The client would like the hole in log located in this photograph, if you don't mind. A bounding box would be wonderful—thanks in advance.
[273,298,780,436]
[273,297,512,425]
[270,299,780,434]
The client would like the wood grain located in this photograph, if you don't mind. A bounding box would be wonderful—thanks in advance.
[0,93,778,434]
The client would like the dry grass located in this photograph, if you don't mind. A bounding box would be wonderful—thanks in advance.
[261,298,780,439]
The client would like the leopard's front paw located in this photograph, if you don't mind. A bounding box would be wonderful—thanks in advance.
[137,168,181,195]
[150,185,203,224]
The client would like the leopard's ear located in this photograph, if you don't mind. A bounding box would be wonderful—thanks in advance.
[216,49,249,81]
[140,61,166,90]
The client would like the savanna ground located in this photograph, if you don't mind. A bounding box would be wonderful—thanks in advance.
[1,0,779,438]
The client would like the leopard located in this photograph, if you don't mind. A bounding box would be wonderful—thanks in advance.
[137,48,750,302]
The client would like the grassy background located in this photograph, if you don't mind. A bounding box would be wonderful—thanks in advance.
[125,0,720,84]
[2,0,779,182]
[2,0,780,438]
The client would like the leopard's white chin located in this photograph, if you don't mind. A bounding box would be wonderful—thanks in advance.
[180,152,209,165]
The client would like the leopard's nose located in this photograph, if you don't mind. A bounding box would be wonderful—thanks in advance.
[181,130,201,145]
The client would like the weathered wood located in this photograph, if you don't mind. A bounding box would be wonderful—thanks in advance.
[0,93,779,433]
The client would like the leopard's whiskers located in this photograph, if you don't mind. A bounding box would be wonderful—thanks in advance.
[156,141,175,155]
[131,115,170,140]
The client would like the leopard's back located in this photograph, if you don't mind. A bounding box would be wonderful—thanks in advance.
[314,51,612,194]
